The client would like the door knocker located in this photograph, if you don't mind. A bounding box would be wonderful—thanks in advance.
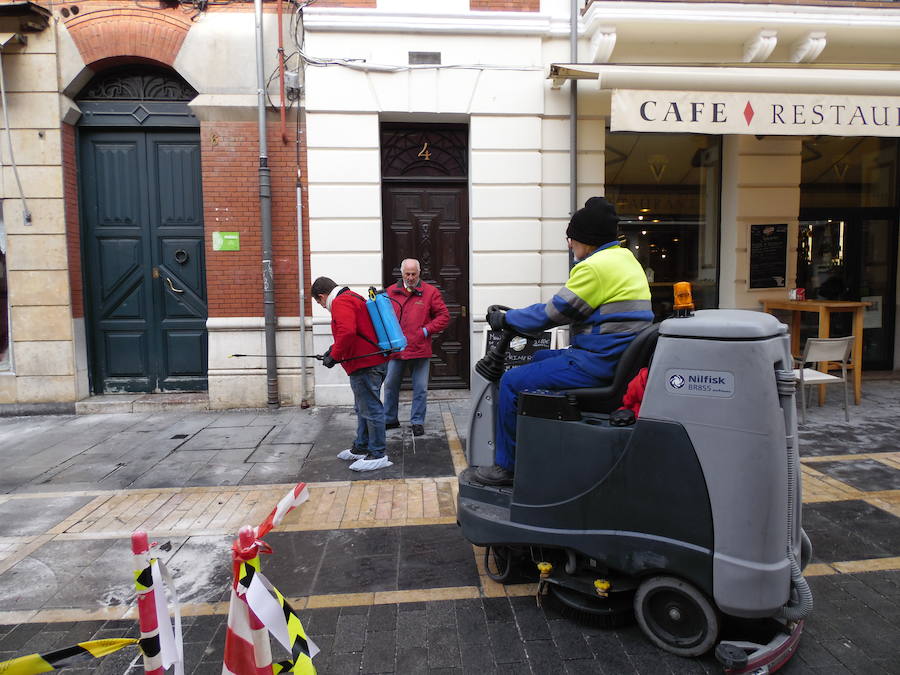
[174,249,189,265]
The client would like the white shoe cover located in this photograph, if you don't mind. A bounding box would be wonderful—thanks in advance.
[337,448,367,461]
[349,455,392,471]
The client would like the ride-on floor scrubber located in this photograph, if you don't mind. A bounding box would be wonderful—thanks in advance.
[457,292,813,673]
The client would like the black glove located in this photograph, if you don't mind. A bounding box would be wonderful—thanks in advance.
[486,309,507,331]
[321,346,337,369]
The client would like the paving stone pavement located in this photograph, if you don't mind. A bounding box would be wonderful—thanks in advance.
[0,381,898,673]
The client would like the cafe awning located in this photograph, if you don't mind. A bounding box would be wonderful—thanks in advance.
[549,63,900,136]
[548,63,900,97]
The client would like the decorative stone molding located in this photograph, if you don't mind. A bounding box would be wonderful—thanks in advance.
[589,25,617,64]
[743,29,777,63]
[791,31,827,64]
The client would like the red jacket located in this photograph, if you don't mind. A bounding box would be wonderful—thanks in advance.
[330,288,388,375]
[619,367,649,416]
[386,280,450,360]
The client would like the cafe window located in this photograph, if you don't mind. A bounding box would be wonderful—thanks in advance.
[605,132,721,320]
[800,136,896,210]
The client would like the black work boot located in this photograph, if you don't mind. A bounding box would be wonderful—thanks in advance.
[475,464,514,486]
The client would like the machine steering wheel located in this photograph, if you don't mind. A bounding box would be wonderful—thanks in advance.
[475,305,514,382]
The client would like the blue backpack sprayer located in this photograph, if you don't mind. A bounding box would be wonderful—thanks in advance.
[365,287,407,356]
[328,286,407,364]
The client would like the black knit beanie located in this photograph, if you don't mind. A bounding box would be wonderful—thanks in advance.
[566,196,619,246]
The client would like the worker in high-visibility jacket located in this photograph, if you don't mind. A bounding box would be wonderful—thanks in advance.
[476,197,653,486]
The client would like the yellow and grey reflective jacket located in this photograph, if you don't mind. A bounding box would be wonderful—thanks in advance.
[505,241,652,358]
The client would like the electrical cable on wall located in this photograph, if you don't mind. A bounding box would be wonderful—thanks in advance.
[288,0,542,74]
[0,52,31,227]
[265,51,301,112]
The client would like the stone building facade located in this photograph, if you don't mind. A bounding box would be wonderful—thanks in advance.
[0,0,898,411]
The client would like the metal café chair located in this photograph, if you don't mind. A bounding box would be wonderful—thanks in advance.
[792,336,854,424]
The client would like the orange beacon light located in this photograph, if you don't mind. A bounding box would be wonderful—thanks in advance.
[673,281,694,317]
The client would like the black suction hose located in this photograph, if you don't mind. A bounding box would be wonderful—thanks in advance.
[776,368,813,621]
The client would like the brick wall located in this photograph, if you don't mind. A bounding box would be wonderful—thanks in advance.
[62,123,83,320]
[64,7,191,67]
[470,0,540,10]
[583,0,900,7]
[60,0,377,71]
[304,0,376,6]
[61,0,374,19]
[202,120,310,319]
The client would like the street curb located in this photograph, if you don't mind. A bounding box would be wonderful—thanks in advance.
[0,402,76,417]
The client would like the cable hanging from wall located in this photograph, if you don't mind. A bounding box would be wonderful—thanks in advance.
[287,0,542,74]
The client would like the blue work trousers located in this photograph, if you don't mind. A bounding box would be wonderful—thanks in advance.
[383,357,430,425]
[495,349,614,471]
[349,363,387,458]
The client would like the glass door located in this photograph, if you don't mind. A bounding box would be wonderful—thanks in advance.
[799,136,899,370]
[797,212,898,369]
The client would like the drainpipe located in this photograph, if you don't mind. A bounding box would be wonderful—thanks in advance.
[297,111,310,408]
[256,0,279,408]
[569,0,579,267]
[277,0,288,144]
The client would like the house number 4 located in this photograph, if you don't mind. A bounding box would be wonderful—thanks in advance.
[417,142,431,160]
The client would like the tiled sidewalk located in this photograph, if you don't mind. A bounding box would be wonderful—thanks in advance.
[0,382,899,673]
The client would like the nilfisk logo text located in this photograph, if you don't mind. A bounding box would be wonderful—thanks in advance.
[665,369,735,398]
[689,375,726,384]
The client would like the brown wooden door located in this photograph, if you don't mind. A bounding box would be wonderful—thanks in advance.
[382,184,469,388]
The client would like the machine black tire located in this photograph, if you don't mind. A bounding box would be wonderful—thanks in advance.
[484,545,513,583]
[634,576,720,657]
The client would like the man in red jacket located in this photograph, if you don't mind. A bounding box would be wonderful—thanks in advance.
[312,276,391,471]
[383,259,450,436]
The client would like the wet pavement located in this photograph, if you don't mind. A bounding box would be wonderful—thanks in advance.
[0,380,898,674]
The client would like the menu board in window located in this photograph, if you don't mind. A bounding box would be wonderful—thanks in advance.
[749,223,788,289]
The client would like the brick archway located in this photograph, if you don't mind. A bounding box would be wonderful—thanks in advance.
[64,7,192,68]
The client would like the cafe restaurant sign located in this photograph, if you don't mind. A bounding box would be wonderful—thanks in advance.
[611,89,900,137]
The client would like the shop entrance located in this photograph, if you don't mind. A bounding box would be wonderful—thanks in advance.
[799,136,900,370]
[797,212,897,370]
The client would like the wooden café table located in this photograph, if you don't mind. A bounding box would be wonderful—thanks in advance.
[761,299,870,405]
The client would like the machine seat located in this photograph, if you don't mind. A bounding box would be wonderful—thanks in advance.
[565,323,660,413]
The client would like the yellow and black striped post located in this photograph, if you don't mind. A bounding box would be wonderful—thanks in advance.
[237,561,316,675]
[132,531,164,674]
[0,638,141,674]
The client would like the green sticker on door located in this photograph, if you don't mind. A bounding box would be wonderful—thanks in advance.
[212,231,240,251]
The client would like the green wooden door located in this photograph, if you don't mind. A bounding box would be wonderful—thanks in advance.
[81,129,207,393]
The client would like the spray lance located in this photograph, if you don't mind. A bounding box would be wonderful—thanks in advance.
[227,349,392,365]
[230,287,408,365]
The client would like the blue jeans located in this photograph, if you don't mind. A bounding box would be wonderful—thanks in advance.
[383,357,430,425]
[348,363,387,458]
[495,349,617,471]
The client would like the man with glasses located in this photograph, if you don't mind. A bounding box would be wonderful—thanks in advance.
[476,197,653,486]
